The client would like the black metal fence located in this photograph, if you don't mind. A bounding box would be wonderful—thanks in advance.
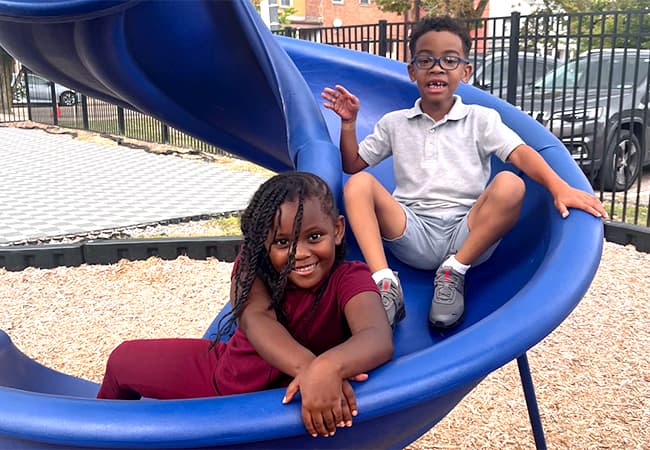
[1,67,224,154]
[1,10,649,232]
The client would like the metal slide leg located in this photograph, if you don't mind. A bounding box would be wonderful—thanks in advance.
[516,353,548,450]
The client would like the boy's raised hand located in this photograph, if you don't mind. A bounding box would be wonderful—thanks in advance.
[321,85,360,122]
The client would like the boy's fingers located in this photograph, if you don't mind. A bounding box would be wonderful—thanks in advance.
[335,84,350,95]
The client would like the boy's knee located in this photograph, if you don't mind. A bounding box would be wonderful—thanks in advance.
[493,171,526,201]
[343,171,375,198]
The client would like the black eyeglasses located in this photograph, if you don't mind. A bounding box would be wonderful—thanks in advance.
[411,55,469,71]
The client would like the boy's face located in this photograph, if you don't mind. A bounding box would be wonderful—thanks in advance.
[408,30,473,118]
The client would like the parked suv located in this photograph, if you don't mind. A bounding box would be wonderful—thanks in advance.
[470,51,560,102]
[529,49,650,191]
[13,71,79,106]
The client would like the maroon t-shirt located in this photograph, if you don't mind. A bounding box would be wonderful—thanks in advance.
[213,261,379,395]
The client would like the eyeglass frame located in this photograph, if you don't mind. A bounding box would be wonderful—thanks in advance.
[410,54,470,71]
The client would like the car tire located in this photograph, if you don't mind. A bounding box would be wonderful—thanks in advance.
[598,129,643,192]
[58,91,77,106]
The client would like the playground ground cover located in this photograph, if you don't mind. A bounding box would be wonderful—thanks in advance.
[1,234,647,449]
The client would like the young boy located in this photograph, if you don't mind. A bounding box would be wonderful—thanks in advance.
[321,16,607,330]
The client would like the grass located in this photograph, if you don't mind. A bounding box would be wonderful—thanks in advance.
[134,215,243,239]
[603,201,649,226]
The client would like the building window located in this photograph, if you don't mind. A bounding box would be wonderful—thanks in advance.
[332,0,344,4]
[360,0,370,4]
[280,0,292,6]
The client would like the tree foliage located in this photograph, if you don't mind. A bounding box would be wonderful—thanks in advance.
[375,0,490,20]
[541,0,649,13]
[531,1,650,50]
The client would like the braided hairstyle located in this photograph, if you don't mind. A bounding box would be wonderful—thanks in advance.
[211,171,346,346]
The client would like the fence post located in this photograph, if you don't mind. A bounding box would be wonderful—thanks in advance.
[506,12,521,105]
[23,70,32,121]
[81,94,89,130]
[161,122,169,144]
[49,80,58,126]
[378,20,387,58]
[117,106,125,135]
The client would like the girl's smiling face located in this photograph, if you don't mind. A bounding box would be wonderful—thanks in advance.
[407,30,473,120]
[266,196,345,290]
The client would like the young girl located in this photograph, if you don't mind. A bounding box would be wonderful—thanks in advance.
[97,171,394,438]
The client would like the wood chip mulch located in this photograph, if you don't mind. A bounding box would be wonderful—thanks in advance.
[1,239,647,449]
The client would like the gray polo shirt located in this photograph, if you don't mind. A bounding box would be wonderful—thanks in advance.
[358,96,524,216]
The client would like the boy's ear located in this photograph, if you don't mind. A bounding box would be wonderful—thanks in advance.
[334,215,345,245]
[461,62,473,83]
[407,63,416,81]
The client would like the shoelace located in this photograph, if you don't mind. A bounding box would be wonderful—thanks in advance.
[434,269,463,303]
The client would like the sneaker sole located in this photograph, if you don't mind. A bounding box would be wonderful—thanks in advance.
[429,311,464,330]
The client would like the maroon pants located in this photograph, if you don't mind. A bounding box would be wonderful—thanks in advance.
[96,338,219,400]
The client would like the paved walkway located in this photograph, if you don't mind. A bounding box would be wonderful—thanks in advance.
[0,126,270,245]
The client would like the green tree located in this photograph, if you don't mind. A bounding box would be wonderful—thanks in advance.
[534,1,650,49]
[540,0,649,13]
[376,0,490,20]
[420,0,490,20]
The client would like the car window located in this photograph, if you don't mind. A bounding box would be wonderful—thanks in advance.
[474,58,506,88]
[535,52,649,90]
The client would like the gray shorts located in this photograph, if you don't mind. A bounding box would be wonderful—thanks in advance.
[384,204,498,271]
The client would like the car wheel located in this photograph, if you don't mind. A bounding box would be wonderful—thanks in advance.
[59,91,77,106]
[599,129,643,192]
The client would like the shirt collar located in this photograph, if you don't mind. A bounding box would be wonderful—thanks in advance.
[405,95,470,121]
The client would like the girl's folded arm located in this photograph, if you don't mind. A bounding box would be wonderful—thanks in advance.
[236,275,315,377]
[315,290,394,380]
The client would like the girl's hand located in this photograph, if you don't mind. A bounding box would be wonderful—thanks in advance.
[282,358,349,438]
[321,85,360,123]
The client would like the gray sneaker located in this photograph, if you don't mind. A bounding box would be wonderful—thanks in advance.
[377,274,406,328]
[429,266,465,329]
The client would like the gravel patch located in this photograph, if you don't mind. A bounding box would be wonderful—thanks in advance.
[1,237,647,449]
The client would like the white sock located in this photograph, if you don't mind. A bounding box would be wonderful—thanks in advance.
[372,268,398,286]
[441,255,470,275]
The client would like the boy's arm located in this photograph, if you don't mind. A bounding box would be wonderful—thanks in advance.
[321,85,369,174]
[235,275,315,377]
[507,144,608,218]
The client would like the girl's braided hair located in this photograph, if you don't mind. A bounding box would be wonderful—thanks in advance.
[210,171,346,346]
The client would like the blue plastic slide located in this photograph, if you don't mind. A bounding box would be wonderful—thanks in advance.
[0,1,603,449]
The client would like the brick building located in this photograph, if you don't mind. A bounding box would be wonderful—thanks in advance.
[285,0,404,28]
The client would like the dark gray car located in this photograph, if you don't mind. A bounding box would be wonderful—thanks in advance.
[13,72,79,106]
[525,49,650,191]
